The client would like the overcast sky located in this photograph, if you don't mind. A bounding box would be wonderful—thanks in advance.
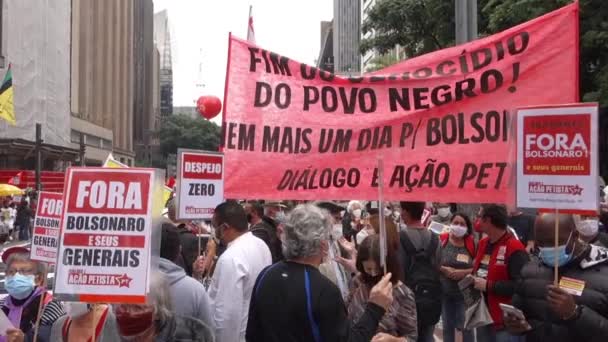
[153,0,333,108]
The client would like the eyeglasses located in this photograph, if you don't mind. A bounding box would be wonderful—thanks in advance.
[6,268,35,276]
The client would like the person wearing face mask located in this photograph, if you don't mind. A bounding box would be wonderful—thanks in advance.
[50,303,119,342]
[166,198,198,277]
[0,247,65,342]
[431,203,453,226]
[504,213,608,341]
[346,233,417,342]
[246,204,395,342]
[113,271,213,341]
[316,202,351,299]
[208,201,271,342]
[343,201,364,243]
[470,204,528,342]
[575,214,608,248]
[438,213,477,342]
[244,201,283,263]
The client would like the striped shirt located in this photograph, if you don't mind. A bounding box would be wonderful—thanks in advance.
[0,292,65,331]
[346,276,418,341]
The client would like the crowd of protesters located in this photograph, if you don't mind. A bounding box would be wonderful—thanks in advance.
[0,195,607,342]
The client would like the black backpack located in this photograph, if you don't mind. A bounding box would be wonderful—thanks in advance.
[400,230,442,327]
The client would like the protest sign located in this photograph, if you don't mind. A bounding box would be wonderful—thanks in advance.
[54,167,155,303]
[221,3,578,202]
[516,103,598,211]
[30,192,62,263]
[176,149,224,220]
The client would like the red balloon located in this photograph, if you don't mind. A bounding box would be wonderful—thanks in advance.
[197,96,222,120]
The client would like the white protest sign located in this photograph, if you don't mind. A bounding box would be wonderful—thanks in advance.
[54,167,155,303]
[30,192,63,263]
[516,103,598,211]
[176,149,224,220]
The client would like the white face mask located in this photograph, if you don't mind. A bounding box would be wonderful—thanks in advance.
[352,209,362,219]
[577,219,599,237]
[450,224,468,238]
[65,302,90,319]
[437,207,451,218]
[384,208,392,217]
[332,224,343,239]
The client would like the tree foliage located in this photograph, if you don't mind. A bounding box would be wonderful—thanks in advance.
[360,0,454,58]
[365,53,403,72]
[160,114,221,156]
[361,0,608,106]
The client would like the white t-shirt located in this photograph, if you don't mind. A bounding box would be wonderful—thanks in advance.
[208,232,272,342]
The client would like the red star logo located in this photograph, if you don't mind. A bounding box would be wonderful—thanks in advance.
[116,274,133,288]
[570,185,583,196]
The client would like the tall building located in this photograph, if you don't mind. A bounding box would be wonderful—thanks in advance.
[361,0,377,71]
[317,21,334,73]
[154,10,173,117]
[333,0,361,75]
[361,0,405,72]
[134,0,161,166]
[71,0,138,166]
[0,0,78,170]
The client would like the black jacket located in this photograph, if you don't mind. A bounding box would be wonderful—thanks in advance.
[156,315,214,342]
[513,244,608,342]
[250,218,283,263]
[247,261,385,342]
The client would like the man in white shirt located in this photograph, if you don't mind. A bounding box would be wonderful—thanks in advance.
[208,201,272,342]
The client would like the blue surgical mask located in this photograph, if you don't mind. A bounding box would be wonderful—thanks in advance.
[6,273,36,300]
[538,233,574,267]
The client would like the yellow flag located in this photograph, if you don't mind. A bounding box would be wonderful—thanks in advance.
[102,153,128,168]
[103,152,173,206]
[0,66,15,125]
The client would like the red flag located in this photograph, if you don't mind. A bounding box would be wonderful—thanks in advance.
[166,176,176,189]
[247,5,255,43]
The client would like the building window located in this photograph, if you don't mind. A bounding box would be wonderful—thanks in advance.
[70,130,81,144]
[0,0,5,68]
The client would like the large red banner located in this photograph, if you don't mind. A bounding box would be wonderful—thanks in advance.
[222,3,578,202]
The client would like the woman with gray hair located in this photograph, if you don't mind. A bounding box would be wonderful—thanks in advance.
[246,204,394,342]
[0,246,65,342]
[112,271,214,341]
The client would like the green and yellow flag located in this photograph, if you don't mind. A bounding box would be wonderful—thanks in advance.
[0,65,14,125]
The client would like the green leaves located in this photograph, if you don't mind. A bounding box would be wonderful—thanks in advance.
[160,114,221,156]
[362,0,607,106]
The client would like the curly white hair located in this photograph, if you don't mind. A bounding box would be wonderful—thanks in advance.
[282,204,332,259]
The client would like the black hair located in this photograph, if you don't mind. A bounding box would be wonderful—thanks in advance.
[160,223,181,262]
[481,204,508,230]
[249,201,264,217]
[399,201,426,221]
[451,212,473,236]
[215,200,248,232]
[356,234,403,285]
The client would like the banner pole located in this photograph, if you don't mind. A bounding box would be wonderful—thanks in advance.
[32,285,47,342]
[377,157,387,274]
[554,208,559,286]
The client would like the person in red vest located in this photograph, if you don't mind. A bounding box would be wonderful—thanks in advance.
[471,204,528,342]
[439,213,477,342]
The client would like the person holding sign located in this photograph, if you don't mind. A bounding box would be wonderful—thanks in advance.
[470,204,528,342]
[50,303,120,342]
[346,233,417,342]
[113,271,214,341]
[0,246,65,342]
[505,213,608,341]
